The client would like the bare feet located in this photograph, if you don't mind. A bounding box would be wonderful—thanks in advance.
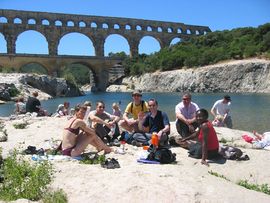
[175,139,189,149]
[201,159,209,167]
[253,130,262,140]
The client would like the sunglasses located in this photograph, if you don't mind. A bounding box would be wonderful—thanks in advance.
[98,106,105,109]
[182,98,190,101]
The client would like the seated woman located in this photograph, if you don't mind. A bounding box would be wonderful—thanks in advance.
[176,109,219,166]
[61,104,112,157]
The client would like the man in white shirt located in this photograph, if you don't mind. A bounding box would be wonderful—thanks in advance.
[175,93,200,138]
[211,95,233,128]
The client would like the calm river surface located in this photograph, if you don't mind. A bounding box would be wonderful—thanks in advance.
[0,92,269,133]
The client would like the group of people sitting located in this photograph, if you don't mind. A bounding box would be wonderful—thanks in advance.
[14,91,48,116]
[56,90,236,166]
[13,89,240,166]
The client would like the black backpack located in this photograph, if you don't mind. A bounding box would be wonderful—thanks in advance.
[147,147,176,164]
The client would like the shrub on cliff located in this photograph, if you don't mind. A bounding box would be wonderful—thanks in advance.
[123,23,270,75]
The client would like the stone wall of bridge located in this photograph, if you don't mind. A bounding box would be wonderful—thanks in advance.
[0,9,211,57]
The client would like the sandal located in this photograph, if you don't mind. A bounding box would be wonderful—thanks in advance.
[110,158,121,168]
[101,158,115,169]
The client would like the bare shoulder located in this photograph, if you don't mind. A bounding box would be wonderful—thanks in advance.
[201,122,209,130]
[75,119,86,126]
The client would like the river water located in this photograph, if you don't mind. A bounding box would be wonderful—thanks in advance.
[0,92,269,133]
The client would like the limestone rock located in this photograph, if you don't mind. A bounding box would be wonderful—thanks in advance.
[0,73,84,101]
[107,59,270,93]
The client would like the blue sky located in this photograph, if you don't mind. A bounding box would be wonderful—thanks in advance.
[0,0,270,56]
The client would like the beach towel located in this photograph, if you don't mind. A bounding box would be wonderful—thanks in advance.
[31,154,77,161]
[137,158,160,164]
[242,134,254,143]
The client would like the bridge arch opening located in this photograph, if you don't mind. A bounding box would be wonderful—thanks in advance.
[67,21,75,27]
[28,18,36,25]
[16,30,48,54]
[147,26,152,32]
[42,19,50,25]
[114,24,120,29]
[167,28,173,33]
[0,17,8,23]
[125,24,131,30]
[136,25,142,31]
[14,17,22,24]
[170,37,182,46]
[58,32,95,56]
[55,20,62,26]
[139,36,161,55]
[102,23,109,29]
[177,28,183,33]
[104,34,129,56]
[0,33,7,53]
[59,63,96,87]
[79,21,86,27]
[20,62,48,75]
[91,22,97,28]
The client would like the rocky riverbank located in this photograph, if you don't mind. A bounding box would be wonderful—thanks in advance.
[107,58,270,93]
[0,73,84,102]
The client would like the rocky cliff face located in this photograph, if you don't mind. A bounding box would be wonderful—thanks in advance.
[106,59,270,93]
[0,73,84,101]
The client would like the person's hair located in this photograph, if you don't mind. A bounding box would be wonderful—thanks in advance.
[112,102,119,109]
[74,104,87,112]
[84,101,92,107]
[64,101,70,107]
[196,108,209,119]
[32,91,38,97]
[148,98,158,105]
[182,92,191,99]
[17,97,24,102]
[216,114,224,121]
[96,101,105,107]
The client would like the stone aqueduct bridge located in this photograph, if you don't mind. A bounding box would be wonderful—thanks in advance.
[0,9,211,90]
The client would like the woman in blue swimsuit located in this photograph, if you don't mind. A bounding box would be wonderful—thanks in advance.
[62,105,112,157]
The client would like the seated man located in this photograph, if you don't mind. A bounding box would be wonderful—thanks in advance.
[88,101,120,144]
[175,93,199,138]
[120,90,148,133]
[26,91,48,116]
[131,99,170,147]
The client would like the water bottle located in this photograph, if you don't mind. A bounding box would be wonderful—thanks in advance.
[120,141,126,151]
[151,132,159,148]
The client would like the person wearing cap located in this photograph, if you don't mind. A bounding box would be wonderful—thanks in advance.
[120,90,149,133]
[210,95,232,128]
